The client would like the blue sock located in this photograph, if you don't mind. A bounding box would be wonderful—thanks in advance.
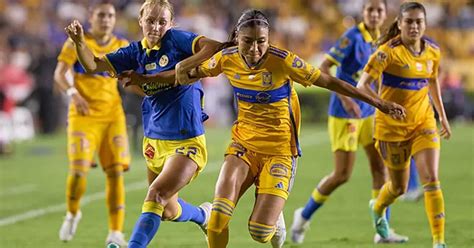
[173,198,205,225]
[385,206,391,222]
[301,198,323,220]
[128,212,161,248]
[407,158,420,192]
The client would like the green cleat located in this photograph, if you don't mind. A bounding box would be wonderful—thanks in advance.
[433,243,447,248]
[369,200,390,239]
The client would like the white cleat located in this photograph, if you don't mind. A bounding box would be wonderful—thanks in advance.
[59,211,82,242]
[290,208,310,244]
[374,229,409,244]
[271,212,286,248]
[106,231,128,247]
[198,202,212,236]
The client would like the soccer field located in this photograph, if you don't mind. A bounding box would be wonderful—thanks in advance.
[0,124,473,248]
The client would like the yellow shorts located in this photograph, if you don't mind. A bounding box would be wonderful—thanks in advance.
[67,116,130,171]
[143,135,207,179]
[328,116,375,152]
[225,141,297,200]
[376,121,440,170]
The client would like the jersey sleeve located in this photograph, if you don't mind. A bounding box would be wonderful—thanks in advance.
[199,51,223,77]
[104,43,138,77]
[363,44,392,80]
[325,33,354,66]
[431,49,441,80]
[57,39,77,66]
[170,29,203,56]
[285,52,321,87]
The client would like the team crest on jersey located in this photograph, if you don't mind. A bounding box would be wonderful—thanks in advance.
[159,55,169,67]
[338,37,351,49]
[209,56,217,69]
[427,60,433,74]
[292,56,305,69]
[376,51,387,62]
[144,143,155,159]
[262,72,272,86]
[145,62,157,71]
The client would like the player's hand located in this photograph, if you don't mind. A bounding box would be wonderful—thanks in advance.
[175,62,195,86]
[118,70,146,87]
[379,100,406,120]
[65,20,85,45]
[439,117,452,140]
[71,92,90,116]
[340,96,361,118]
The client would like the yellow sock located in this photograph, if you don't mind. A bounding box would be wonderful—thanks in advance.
[66,172,87,215]
[248,221,276,243]
[311,188,329,203]
[142,201,164,216]
[105,165,125,231]
[374,182,397,216]
[372,189,380,199]
[424,181,445,244]
[208,198,234,248]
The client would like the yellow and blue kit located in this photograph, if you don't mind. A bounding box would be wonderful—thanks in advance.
[364,36,441,169]
[200,45,321,199]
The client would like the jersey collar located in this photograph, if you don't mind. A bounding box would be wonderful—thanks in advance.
[357,22,379,43]
[141,38,161,55]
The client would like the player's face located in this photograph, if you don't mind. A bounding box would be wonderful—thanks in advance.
[398,9,426,43]
[237,25,269,66]
[139,5,172,46]
[363,1,386,30]
[89,4,116,36]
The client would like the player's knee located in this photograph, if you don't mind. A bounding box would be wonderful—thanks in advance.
[146,187,172,206]
[69,159,91,176]
[104,164,124,177]
[331,172,351,185]
[248,221,274,243]
[390,183,407,196]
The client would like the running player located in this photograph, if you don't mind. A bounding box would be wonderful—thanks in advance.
[291,0,408,244]
[65,0,223,247]
[54,1,130,246]
[177,9,405,248]
[357,2,451,248]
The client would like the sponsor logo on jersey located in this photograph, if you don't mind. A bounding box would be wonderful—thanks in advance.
[145,62,157,71]
[159,55,169,67]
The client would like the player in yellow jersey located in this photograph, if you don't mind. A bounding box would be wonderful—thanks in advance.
[357,2,451,248]
[176,9,405,248]
[54,1,130,246]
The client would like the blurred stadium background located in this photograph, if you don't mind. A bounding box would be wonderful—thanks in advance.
[0,0,473,247]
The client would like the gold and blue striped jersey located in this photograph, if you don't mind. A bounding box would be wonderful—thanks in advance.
[200,45,321,156]
[364,36,441,141]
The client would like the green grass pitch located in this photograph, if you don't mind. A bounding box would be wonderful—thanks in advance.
[0,124,473,247]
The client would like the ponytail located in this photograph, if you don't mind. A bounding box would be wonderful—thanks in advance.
[377,19,400,47]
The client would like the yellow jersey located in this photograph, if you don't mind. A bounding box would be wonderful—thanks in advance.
[58,33,128,121]
[364,36,440,141]
[200,46,321,156]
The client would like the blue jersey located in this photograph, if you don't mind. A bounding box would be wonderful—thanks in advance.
[326,23,377,118]
[105,29,208,140]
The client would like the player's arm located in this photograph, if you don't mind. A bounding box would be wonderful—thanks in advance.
[65,20,113,73]
[53,61,89,115]
[428,58,451,139]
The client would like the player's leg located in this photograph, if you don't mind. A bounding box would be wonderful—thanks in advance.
[292,117,357,243]
[208,154,254,248]
[100,119,130,246]
[399,158,423,201]
[412,129,445,247]
[59,119,98,242]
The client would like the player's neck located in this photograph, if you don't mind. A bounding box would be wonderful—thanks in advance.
[90,32,112,46]
[403,38,423,56]
[365,25,379,40]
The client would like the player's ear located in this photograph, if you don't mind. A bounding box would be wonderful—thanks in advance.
[397,18,401,30]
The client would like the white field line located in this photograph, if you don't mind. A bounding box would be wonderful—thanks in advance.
[0,131,328,227]
[0,184,37,197]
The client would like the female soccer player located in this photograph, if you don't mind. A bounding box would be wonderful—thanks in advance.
[54,1,130,246]
[177,9,405,248]
[291,0,408,244]
[65,0,222,247]
[357,2,451,248]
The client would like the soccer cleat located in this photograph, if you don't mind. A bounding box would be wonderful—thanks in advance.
[374,229,409,243]
[433,243,447,248]
[271,212,286,248]
[398,188,424,202]
[198,202,212,236]
[59,211,82,242]
[106,231,127,247]
[369,200,390,239]
[290,207,310,244]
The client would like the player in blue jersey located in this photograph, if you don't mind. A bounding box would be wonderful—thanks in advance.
[176,9,406,248]
[291,0,410,244]
[65,0,222,247]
